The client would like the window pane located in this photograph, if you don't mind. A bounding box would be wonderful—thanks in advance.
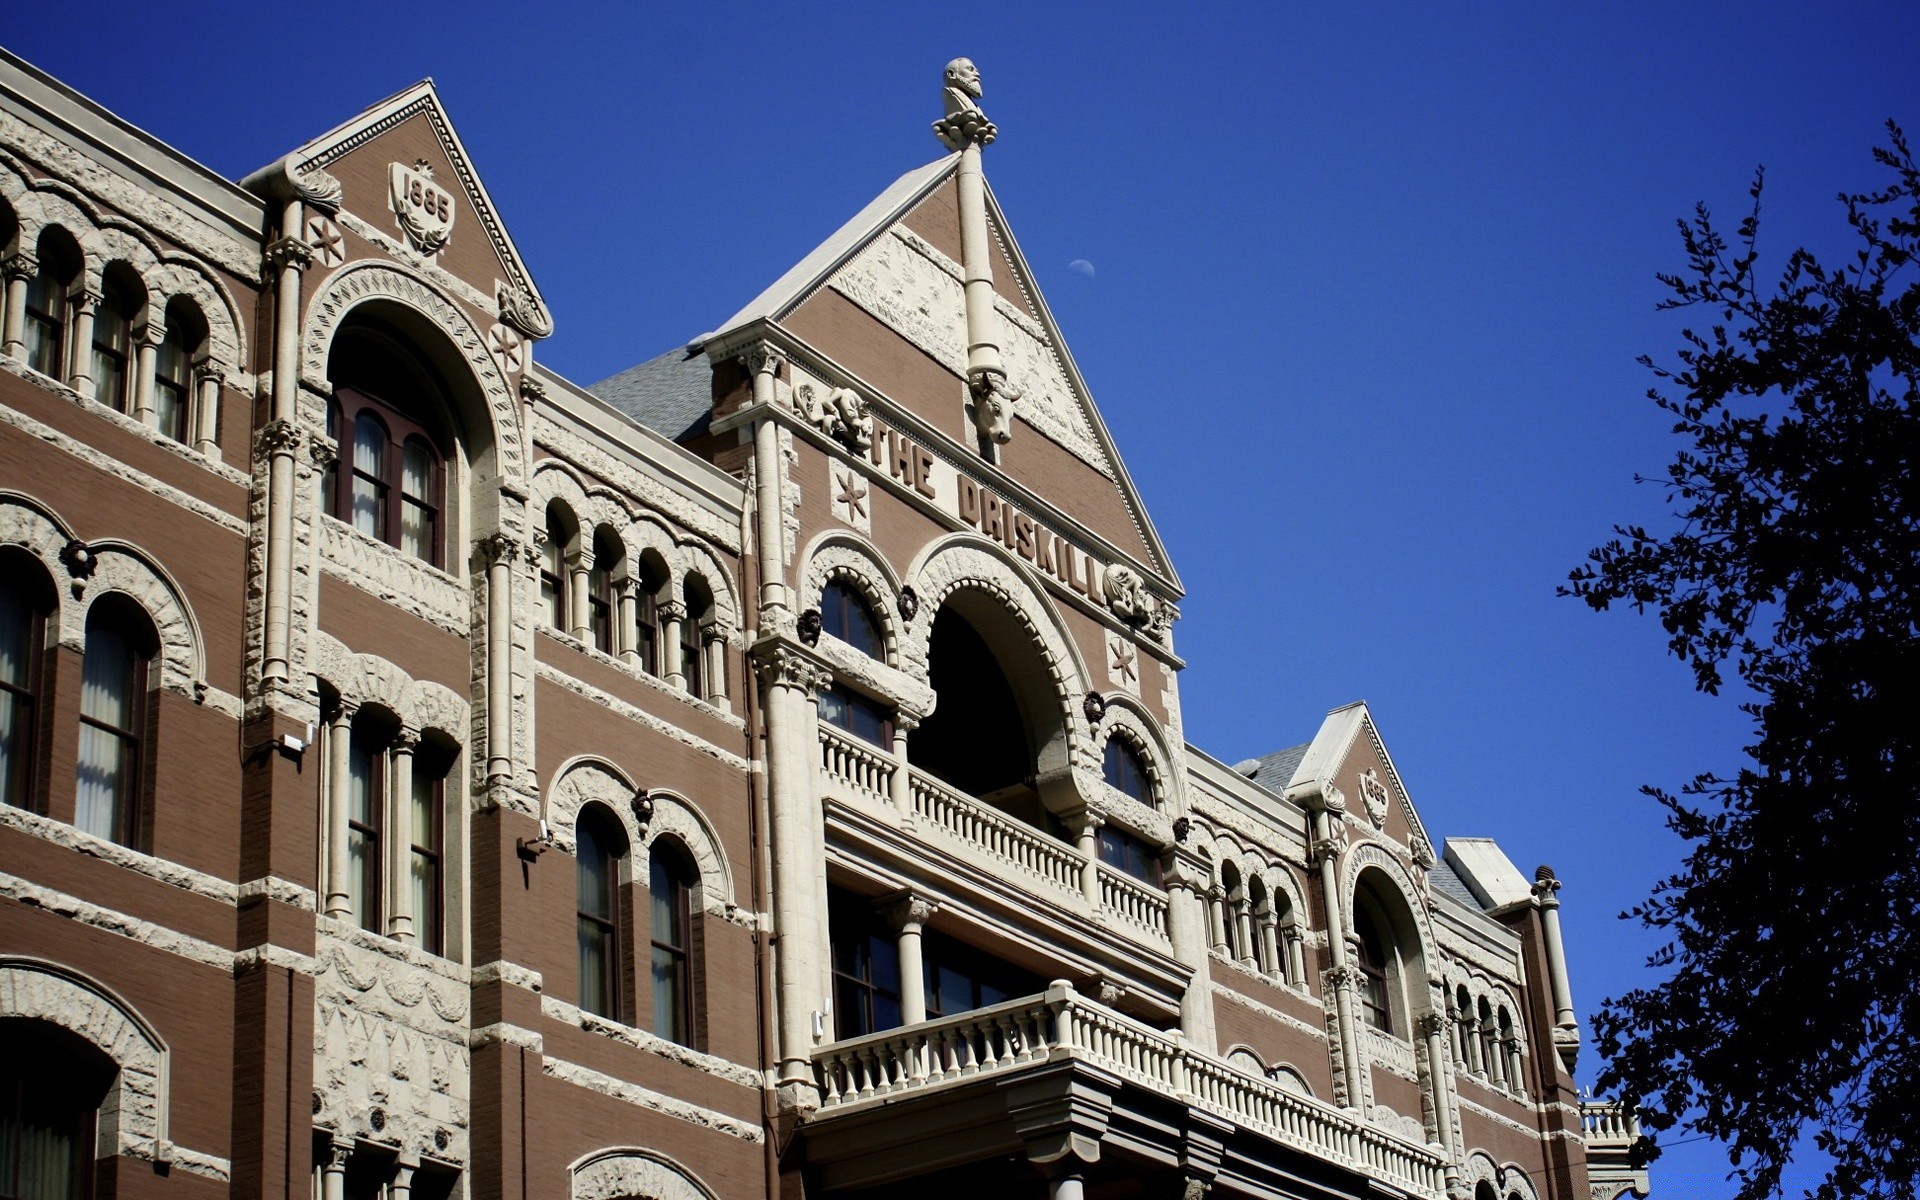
[351,415,386,537]
[0,584,34,809]
[651,947,682,1042]
[347,826,377,932]
[578,917,614,1019]
[23,271,63,378]
[79,624,135,730]
[402,440,433,500]
[74,722,130,841]
[154,378,187,443]
[411,850,438,955]
[400,498,432,561]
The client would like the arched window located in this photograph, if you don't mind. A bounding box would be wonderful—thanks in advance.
[1218,860,1245,960]
[820,579,883,659]
[1102,736,1153,805]
[1498,1006,1521,1093]
[1096,823,1160,886]
[648,840,697,1046]
[1353,906,1394,1034]
[154,299,206,446]
[345,713,388,934]
[89,272,138,413]
[0,553,53,812]
[75,597,157,848]
[325,319,452,567]
[1475,1183,1498,1200]
[541,505,570,632]
[24,232,79,380]
[589,529,620,654]
[0,1020,116,1200]
[681,576,711,697]
[577,805,627,1021]
[408,737,454,956]
[1478,996,1500,1081]
[634,554,666,675]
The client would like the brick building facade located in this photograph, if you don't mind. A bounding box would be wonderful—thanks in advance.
[0,47,1647,1200]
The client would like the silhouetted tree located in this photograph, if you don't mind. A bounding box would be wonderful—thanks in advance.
[1564,122,1920,1200]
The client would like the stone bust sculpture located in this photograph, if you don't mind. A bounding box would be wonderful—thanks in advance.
[943,57,982,115]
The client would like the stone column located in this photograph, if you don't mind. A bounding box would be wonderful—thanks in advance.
[322,702,355,919]
[67,289,98,400]
[932,58,1015,450]
[1507,1037,1527,1095]
[1417,1010,1457,1156]
[888,712,918,818]
[1047,1172,1084,1200]
[1257,914,1281,979]
[741,344,790,614]
[702,625,727,704]
[131,325,160,427]
[196,364,224,459]
[1308,805,1366,1111]
[1463,1010,1484,1076]
[1163,848,1218,1049]
[1232,899,1257,969]
[568,549,592,643]
[1072,812,1103,908]
[1205,886,1229,956]
[389,1159,416,1200]
[659,599,688,690]
[480,533,517,786]
[386,725,419,945]
[883,891,937,1026]
[756,641,832,1088]
[0,251,33,361]
[1533,866,1579,1031]
[260,228,311,687]
[320,1139,351,1200]
[613,579,637,664]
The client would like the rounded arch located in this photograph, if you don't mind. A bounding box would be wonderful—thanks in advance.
[1340,842,1438,967]
[1344,847,1438,1036]
[309,631,470,739]
[543,760,735,914]
[1093,693,1180,814]
[69,540,205,696]
[675,540,738,637]
[0,956,171,1159]
[801,531,902,664]
[904,534,1091,699]
[302,261,527,521]
[1270,1063,1314,1098]
[640,789,737,914]
[148,258,245,368]
[569,1147,718,1200]
[1223,1045,1266,1076]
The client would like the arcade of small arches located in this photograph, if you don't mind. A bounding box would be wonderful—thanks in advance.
[0,169,241,458]
[1203,844,1310,989]
[1446,972,1531,1099]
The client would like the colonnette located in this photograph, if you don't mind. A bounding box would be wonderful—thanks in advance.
[0,48,1649,1200]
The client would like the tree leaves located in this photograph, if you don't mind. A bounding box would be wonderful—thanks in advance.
[1564,122,1920,1200]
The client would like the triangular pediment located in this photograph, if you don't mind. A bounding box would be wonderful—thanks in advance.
[706,157,1178,592]
[1286,702,1435,859]
[257,81,551,336]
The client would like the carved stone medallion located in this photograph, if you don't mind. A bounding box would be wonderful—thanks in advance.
[389,160,455,254]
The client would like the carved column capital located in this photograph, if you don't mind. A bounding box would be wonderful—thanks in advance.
[1322,964,1357,990]
[1,250,38,282]
[477,531,520,567]
[71,288,101,316]
[519,375,548,405]
[879,890,938,932]
[390,724,422,753]
[254,417,302,458]
[1532,864,1563,907]
[1161,847,1211,894]
[1415,1011,1448,1039]
[752,641,832,695]
[700,622,728,646]
[738,341,784,379]
[264,236,314,273]
[657,599,688,624]
[309,436,337,469]
[1309,836,1344,866]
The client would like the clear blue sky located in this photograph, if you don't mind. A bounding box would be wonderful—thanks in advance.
[10,3,1916,1193]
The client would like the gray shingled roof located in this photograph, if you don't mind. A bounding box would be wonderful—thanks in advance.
[1235,743,1310,793]
[1429,857,1484,911]
[588,347,713,442]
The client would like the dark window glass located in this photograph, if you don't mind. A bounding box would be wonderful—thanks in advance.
[921,933,1040,1020]
[1103,738,1153,805]
[635,562,663,675]
[589,532,618,654]
[682,580,709,696]
[821,580,884,659]
[75,602,152,847]
[541,509,568,631]
[409,744,448,956]
[23,260,66,380]
[649,842,695,1045]
[1354,909,1394,1034]
[1097,825,1161,886]
[89,282,133,414]
[345,719,384,934]
[328,388,443,566]
[0,564,48,811]
[577,808,625,1021]
[819,686,891,748]
[829,892,900,1038]
[153,315,194,444]
[0,1020,113,1200]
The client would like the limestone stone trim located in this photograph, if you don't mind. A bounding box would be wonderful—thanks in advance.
[1341,841,1438,976]
[1462,1150,1540,1200]
[799,530,904,666]
[471,960,543,994]
[539,995,761,1088]
[569,1147,721,1200]
[0,155,250,364]
[0,128,259,280]
[312,924,471,1166]
[540,1057,764,1143]
[311,630,468,739]
[1092,693,1184,827]
[531,419,741,552]
[533,661,751,772]
[1363,1023,1418,1082]
[0,802,240,904]
[542,758,742,920]
[0,872,238,973]
[315,515,469,635]
[0,374,249,525]
[299,259,529,504]
[1209,980,1327,1041]
[329,210,492,310]
[1,492,213,701]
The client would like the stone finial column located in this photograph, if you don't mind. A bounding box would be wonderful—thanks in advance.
[740,343,790,615]
[701,625,728,704]
[755,641,834,1088]
[1416,1010,1458,1157]
[0,251,34,361]
[883,891,938,1026]
[1301,781,1366,1110]
[1232,896,1257,970]
[659,600,688,690]
[67,289,99,400]
[386,725,420,945]
[322,701,356,919]
[1257,913,1281,979]
[479,533,518,786]
[1533,865,1580,1072]
[1163,847,1218,1049]
[193,365,224,459]
[260,227,313,687]
[389,1159,417,1200]
[932,58,1019,450]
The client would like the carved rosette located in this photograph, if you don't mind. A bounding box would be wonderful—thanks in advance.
[486,323,525,374]
[304,213,346,268]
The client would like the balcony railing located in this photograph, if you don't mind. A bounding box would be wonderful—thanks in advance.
[905,762,1085,899]
[812,983,1448,1200]
[818,722,895,805]
[1580,1100,1652,1199]
[1098,862,1170,942]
